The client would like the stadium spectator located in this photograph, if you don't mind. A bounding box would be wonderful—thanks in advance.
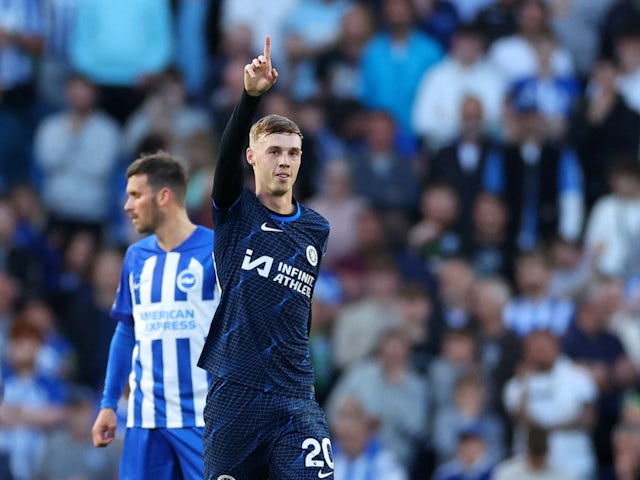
[475,0,519,45]
[309,271,344,405]
[568,59,640,210]
[283,0,353,100]
[219,0,298,78]
[407,183,462,272]
[503,249,575,337]
[492,425,576,480]
[411,0,460,50]
[426,95,505,236]
[360,0,443,145]
[396,282,439,375]
[0,272,18,361]
[615,22,640,114]
[331,395,409,480]
[428,328,479,412]
[0,320,68,480]
[0,197,46,299]
[431,423,495,480]
[332,256,403,370]
[16,298,76,382]
[461,193,515,280]
[470,276,521,418]
[545,0,613,78]
[435,257,475,330]
[172,0,213,102]
[508,28,581,141]
[327,327,430,467]
[69,0,173,123]
[432,371,506,466]
[35,385,120,480]
[307,159,369,267]
[61,248,123,390]
[584,156,640,279]
[546,236,596,301]
[499,94,585,250]
[600,0,640,60]
[504,329,598,479]
[347,109,422,236]
[37,0,79,109]
[183,129,218,228]
[447,0,493,23]
[488,0,574,83]
[562,289,637,478]
[611,421,640,480]
[123,67,213,158]
[412,24,506,150]
[33,73,121,243]
[0,0,44,109]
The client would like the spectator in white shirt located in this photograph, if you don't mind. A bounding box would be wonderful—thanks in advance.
[488,0,573,83]
[504,329,598,479]
[584,156,640,280]
[412,24,506,150]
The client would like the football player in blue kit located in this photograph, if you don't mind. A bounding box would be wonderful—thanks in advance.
[91,152,219,479]
[198,37,335,479]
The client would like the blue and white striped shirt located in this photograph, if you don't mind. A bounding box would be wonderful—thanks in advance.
[503,296,575,337]
[112,226,218,428]
[0,0,43,88]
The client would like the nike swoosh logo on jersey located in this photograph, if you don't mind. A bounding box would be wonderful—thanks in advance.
[318,471,333,479]
[260,222,283,233]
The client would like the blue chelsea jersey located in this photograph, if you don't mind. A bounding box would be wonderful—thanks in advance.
[198,189,330,398]
[112,226,219,428]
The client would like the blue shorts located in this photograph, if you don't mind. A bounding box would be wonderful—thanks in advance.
[203,379,334,480]
[120,426,204,480]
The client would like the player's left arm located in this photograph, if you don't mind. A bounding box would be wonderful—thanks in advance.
[212,36,278,209]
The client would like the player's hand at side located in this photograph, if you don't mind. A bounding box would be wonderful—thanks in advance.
[245,35,278,97]
[91,408,117,448]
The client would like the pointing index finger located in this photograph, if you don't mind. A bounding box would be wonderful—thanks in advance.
[264,35,271,62]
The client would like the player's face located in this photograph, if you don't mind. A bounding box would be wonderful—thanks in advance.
[124,174,164,234]
[249,133,302,197]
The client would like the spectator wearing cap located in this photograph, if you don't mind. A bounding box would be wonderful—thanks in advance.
[508,27,581,142]
[497,87,584,251]
[431,423,495,480]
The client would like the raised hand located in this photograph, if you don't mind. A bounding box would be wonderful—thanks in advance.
[244,35,279,97]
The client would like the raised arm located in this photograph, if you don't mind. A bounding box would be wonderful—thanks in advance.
[212,36,279,208]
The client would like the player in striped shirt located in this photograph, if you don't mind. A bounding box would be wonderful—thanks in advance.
[91,152,219,479]
[198,37,334,479]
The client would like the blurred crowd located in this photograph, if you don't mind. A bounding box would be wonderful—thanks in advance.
[2,0,640,479]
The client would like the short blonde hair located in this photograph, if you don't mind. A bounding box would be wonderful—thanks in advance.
[249,114,303,145]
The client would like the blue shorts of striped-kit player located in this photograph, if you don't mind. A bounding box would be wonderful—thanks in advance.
[203,378,334,480]
[120,426,205,480]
